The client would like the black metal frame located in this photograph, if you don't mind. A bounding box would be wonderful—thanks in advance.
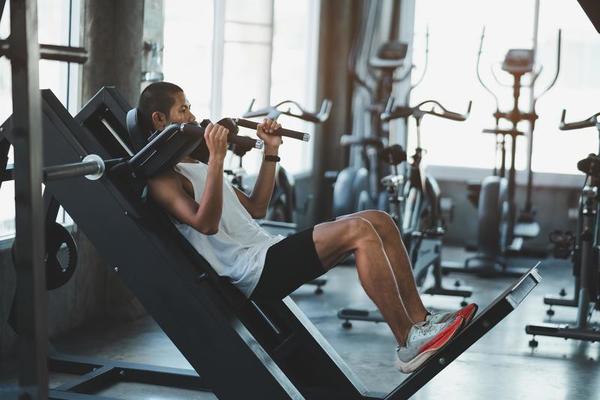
[525,113,600,345]
[47,354,210,399]
[1,86,542,399]
[0,1,88,398]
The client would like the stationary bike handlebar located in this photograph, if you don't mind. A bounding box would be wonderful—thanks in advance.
[381,97,472,123]
[559,109,600,131]
[243,98,332,124]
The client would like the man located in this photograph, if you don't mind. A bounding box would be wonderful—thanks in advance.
[142,82,477,373]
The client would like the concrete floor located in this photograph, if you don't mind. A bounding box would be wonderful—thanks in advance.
[2,248,600,399]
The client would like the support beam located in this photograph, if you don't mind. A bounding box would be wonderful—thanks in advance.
[9,0,48,399]
[82,0,144,107]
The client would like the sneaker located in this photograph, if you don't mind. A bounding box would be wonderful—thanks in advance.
[426,303,478,326]
[396,315,464,373]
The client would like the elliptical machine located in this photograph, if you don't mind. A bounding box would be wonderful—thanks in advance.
[330,1,429,218]
[445,29,561,277]
[526,110,600,346]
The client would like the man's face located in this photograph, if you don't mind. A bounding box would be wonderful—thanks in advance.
[153,91,196,131]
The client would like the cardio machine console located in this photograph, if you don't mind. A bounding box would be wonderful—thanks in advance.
[502,49,534,74]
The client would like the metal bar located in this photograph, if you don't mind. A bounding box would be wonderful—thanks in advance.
[49,390,119,400]
[54,365,117,394]
[0,40,88,63]
[0,137,10,189]
[10,1,49,400]
[39,43,87,64]
[49,354,211,392]
[2,160,107,183]
[2,165,14,182]
[0,0,5,29]
[43,160,101,181]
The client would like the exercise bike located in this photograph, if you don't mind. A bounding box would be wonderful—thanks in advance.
[241,98,331,225]
[241,98,331,294]
[445,29,561,278]
[337,97,473,328]
[330,3,429,217]
[526,110,600,346]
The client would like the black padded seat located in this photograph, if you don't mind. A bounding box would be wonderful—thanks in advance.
[125,108,205,178]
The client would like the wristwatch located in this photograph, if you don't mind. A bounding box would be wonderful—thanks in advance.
[264,155,280,162]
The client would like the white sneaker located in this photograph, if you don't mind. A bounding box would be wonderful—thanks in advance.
[426,303,478,325]
[396,315,464,373]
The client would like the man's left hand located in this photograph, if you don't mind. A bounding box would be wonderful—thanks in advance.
[257,118,283,150]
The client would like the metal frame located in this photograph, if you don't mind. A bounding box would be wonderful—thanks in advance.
[0,86,542,399]
[0,1,88,398]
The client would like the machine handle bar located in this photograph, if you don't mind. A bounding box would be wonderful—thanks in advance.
[243,98,332,124]
[559,110,600,131]
[382,98,472,122]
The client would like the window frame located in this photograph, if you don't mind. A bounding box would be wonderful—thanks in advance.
[0,0,83,245]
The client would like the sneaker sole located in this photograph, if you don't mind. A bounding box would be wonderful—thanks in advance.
[458,303,478,325]
[397,316,464,373]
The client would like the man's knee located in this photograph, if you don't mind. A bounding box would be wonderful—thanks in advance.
[344,217,381,247]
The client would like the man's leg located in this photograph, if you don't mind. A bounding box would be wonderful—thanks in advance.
[337,210,428,322]
[313,217,414,345]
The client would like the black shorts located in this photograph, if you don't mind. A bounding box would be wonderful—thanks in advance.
[250,227,326,302]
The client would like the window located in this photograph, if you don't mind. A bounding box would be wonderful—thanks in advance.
[410,0,600,176]
[0,0,82,240]
[162,0,214,120]
[162,0,320,175]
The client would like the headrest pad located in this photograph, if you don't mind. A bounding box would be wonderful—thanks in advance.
[126,108,152,152]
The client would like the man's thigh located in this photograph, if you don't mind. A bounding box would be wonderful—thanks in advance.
[313,217,371,269]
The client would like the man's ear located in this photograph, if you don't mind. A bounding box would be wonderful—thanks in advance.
[151,111,167,131]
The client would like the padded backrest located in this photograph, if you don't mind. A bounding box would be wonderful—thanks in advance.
[126,108,152,152]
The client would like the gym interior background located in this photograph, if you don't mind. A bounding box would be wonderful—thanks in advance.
[1,0,600,399]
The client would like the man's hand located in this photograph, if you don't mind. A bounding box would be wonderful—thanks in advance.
[204,123,229,163]
[257,118,282,151]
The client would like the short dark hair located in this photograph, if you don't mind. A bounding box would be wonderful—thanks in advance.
[137,81,183,134]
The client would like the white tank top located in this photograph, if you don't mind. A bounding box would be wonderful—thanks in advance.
[172,162,285,297]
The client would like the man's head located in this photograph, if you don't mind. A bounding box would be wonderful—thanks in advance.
[138,81,197,135]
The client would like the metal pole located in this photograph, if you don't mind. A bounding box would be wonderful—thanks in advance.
[10,0,49,398]
[0,0,6,24]
[524,0,540,216]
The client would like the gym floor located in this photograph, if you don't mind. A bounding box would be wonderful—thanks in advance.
[2,248,599,399]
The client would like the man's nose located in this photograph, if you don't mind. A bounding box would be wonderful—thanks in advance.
[189,112,196,123]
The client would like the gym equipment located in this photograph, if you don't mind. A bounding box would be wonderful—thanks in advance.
[2,86,540,399]
[330,0,429,218]
[0,1,89,394]
[0,139,79,293]
[578,0,600,33]
[242,98,332,295]
[526,110,600,346]
[445,28,561,278]
[242,98,332,223]
[337,98,473,328]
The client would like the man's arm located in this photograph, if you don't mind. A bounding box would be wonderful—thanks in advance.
[148,122,230,234]
[148,166,223,235]
[233,119,282,219]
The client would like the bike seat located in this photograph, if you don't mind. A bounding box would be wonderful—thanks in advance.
[379,144,406,166]
[577,154,600,177]
[339,135,385,148]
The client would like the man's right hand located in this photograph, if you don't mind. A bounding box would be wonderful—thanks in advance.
[204,123,229,163]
